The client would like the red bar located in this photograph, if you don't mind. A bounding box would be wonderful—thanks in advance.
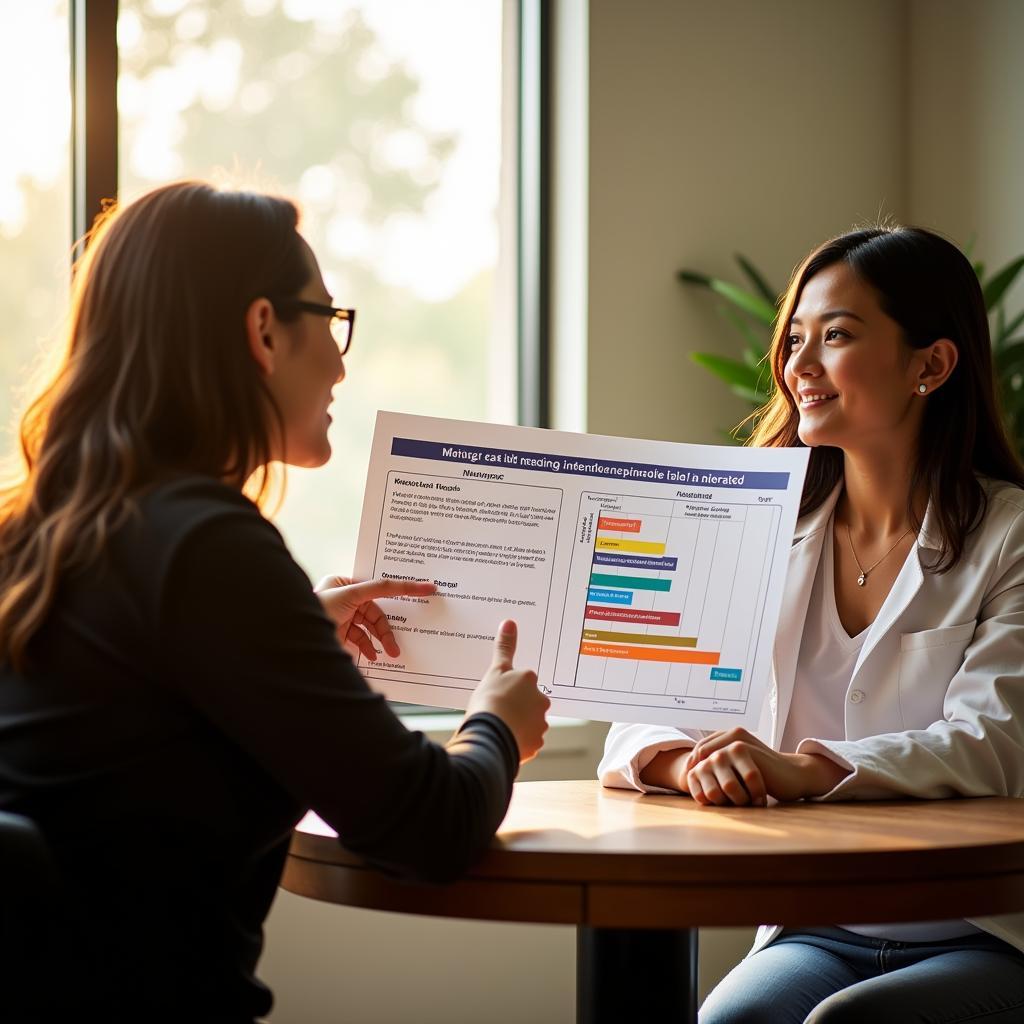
[598,516,642,533]
[585,605,681,626]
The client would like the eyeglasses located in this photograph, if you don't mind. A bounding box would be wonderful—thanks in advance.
[271,299,356,355]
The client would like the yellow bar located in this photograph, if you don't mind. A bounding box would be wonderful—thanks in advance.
[580,641,720,665]
[595,538,666,555]
[582,629,697,648]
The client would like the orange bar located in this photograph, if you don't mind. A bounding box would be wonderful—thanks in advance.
[579,641,720,665]
[597,516,642,533]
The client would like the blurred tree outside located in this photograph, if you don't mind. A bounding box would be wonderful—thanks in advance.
[118,0,509,580]
[1,0,509,582]
[0,0,71,472]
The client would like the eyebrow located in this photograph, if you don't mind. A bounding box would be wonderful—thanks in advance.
[790,309,866,326]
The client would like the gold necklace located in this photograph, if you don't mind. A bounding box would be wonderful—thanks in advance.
[845,523,914,587]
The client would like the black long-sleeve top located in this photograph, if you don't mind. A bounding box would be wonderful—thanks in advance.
[0,477,518,1021]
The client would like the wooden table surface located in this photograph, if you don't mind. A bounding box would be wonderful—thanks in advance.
[282,780,1024,929]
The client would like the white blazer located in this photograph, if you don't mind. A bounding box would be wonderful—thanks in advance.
[598,478,1024,956]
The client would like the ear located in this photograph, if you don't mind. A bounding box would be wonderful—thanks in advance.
[245,297,277,376]
[915,338,958,395]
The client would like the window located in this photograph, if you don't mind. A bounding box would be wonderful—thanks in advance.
[0,1,71,461]
[117,0,517,583]
[3,0,547,716]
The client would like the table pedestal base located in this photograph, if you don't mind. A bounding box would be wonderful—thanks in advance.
[577,927,698,1024]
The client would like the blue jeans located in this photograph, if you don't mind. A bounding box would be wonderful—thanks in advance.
[699,926,1024,1024]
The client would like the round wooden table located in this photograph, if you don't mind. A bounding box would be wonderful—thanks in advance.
[282,780,1024,1023]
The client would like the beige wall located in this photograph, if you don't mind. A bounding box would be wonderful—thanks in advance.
[583,0,909,446]
[907,0,1024,313]
[261,2,1024,1020]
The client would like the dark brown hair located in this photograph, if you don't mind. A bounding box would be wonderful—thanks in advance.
[0,181,311,668]
[749,225,1024,570]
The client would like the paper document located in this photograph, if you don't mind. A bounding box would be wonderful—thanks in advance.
[352,412,809,730]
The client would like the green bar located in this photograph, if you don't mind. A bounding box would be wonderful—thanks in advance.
[589,573,672,592]
[583,629,697,648]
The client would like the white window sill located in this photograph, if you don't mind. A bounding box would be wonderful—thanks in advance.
[399,712,610,778]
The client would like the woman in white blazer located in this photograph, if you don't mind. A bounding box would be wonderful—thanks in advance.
[599,226,1024,1023]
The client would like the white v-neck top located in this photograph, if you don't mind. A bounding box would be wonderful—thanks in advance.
[779,517,866,757]
[781,516,979,942]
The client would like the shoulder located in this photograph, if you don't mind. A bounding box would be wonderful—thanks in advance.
[134,475,274,544]
[973,477,1024,545]
[982,477,1024,518]
[119,475,285,588]
[963,477,1024,573]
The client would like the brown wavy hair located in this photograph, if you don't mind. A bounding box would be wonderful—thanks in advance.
[0,181,311,668]
[748,225,1024,571]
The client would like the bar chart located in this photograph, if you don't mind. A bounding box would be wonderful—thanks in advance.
[555,491,782,715]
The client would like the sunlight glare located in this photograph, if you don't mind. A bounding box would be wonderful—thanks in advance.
[0,1,70,236]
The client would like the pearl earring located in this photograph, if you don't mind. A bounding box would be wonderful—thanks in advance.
[918,384,927,394]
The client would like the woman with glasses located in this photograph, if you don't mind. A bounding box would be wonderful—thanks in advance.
[0,180,549,1021]
[600,226,1024,1023]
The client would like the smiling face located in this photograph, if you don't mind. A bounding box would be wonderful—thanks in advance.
[783,262,927,455]
[259,241,346,468]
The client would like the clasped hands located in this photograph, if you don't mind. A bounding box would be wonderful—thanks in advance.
[672,728,850,806]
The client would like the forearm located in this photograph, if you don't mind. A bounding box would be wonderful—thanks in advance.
[799,724,1022,801]
[639,748,692,794]
[795,752,852,798]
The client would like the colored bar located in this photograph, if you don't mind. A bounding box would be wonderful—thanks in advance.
[587,587,633,605]
[585,605,681,626]
[583,629,697,648]
[710,667,743,682]
[597,516,642,533]
[580,641,720,665]
[594,552,678,571]
[595,538,666,555]
[590,573,672,592]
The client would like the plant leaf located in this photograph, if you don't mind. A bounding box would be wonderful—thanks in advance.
[995,339,1024,376]
[717,302,770,360]
[689,351,763,391]
[678,267,776,324]
[743,347,765,370]
[730,385,770,405]
[973,261,985,282]
[708,279,777,325]
[677,269,712,288]
[996,309,1024,348]
[983,256,1024,311]
[734,253,777,306]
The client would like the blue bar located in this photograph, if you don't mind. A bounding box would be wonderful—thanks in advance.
[594,552,678,571]
[587,587,633,606]
[710,667,743,682]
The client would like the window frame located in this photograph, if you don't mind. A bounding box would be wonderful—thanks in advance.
[70,0,118,254]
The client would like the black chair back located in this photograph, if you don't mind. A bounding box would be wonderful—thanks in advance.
[0,810,63,1014]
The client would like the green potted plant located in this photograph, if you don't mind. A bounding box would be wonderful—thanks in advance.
[680,252,1024,452]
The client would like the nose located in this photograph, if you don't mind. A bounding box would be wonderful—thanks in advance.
[788,338,821,378]
[335,354,346,385]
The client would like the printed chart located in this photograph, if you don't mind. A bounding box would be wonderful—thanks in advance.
[554,491,781,716]
[354,411,808,729]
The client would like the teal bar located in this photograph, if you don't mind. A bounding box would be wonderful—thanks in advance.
[589,573,672,593]
[710,667,743,682]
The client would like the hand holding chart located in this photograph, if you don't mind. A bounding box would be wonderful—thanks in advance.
[352,412,809,730]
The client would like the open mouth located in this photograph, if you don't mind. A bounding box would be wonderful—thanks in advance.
[799,393,838,407]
